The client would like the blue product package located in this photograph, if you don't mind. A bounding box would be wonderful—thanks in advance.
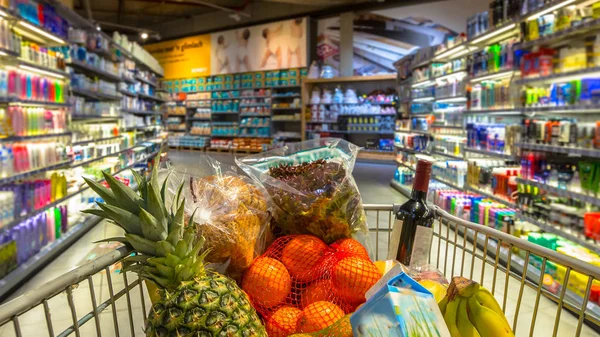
[580,78,600,103]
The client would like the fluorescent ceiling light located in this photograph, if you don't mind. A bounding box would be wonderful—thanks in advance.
[18,21,65,44]
[471,70,516,82]
[527,0,576,21]
[436,97,467,103]
[19,65,65,79]
[413,96,435,102]
[412,80,434,88]
[470,23,517,45]
[435,45,466,60]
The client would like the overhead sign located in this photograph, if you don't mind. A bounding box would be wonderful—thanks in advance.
[145,34,211,79]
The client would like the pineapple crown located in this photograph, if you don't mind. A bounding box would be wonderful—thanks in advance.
[82,157,208,290]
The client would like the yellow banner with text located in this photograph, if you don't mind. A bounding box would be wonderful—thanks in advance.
[145,34,211,79]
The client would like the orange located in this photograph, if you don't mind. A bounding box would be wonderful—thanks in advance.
[332,256,382,303]
[281,235,328,282]
[331,238,370,259]
[242,257,291,308]
[301,279,333,308]
[296,301,345,333]
[267,306,302,337]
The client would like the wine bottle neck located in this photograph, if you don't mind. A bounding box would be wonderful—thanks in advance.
[411,189,427,201]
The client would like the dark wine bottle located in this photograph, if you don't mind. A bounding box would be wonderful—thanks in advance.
[388,159,435,267]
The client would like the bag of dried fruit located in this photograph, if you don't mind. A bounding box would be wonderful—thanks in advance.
[161,155,272,282]
[236,138,369,246]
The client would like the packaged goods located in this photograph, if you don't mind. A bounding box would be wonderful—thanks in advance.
[237,138,369,245]
[163,156,271,281]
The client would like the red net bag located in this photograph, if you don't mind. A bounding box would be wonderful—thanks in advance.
[242,235,381,336]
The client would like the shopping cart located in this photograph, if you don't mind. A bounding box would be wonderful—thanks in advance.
[1,205,600,337]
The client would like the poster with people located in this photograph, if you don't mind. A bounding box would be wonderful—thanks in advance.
[210,17,307,74]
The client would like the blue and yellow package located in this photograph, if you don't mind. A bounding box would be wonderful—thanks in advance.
[351,271,450,337]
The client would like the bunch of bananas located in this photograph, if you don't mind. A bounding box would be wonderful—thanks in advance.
[439,277,514,337]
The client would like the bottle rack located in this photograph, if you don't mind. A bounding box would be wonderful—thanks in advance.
[0,1,166,298]
[391,0,600,319]
[301,74,398,163]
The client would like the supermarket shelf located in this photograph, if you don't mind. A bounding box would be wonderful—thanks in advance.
[168,129,186,132]
[465,184,516,207]
[167,114,186,117]
[338,113,396,117]
[240,126,270,128]
[0,132,72,142]
[390,179,411,198]
[240,114,271,118]
[430,150,464,160]
[515,177,600,207]
[463,108,522,116]
[188,118,211,121]
[211,135,238,138]
[465,147,517,160]
[520,17,600,49]
[408,129,431,135]
[212,111,238,114]
[307,120,338,124]
[72,115,122,122]
[303,74,396,84]
[522,104,600,114]
[431,124,464,129]
[9,100,70,107]
[18,59,68,78]
[435,95,467,103]
[136,76,157,87]
[118,89,137,97]
[517,212,600,255]
[431,70,467,82]
[237,135,271,138]
[516,143,600,158]
[68,60,121,82]
[237,95,270,99]
[121,76,136,84]
[11,16,67,46]
[70,144,147,168]
[0,150,159,300]
[345,130,395,135]
[72,135,123,146]
[271,107,301,110]
[272,119,301,122]
[433,176,464,191]
[121,109,162,116]
[516,67,600,85]
[394,144,428,155]
[0,216,101,301]
[467,19,520,47]
[0,159,73,185]
[395,159,415,170]
[305,102,396,106]
[273,135,302,140]
[138,92,165,102]
[411,78,434,88]
[272,94,301,98]
[0,47,20,58]
[124,125,161,132]
[72,87,121,101]
[468,69,517,83]
[240,104,270,107]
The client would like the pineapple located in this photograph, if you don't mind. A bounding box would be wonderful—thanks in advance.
[82,162,267,337]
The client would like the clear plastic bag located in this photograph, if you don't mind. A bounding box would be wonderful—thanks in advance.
[236,138,369,245]
[162,156,272,281]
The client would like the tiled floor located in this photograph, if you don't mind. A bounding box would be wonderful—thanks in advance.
[0,151,598,336]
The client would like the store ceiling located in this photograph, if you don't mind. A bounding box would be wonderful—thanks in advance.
[73,0,412,40]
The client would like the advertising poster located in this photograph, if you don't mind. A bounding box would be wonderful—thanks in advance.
[145,34,211,79]
[317,13,456,76]
[210,17,307,74]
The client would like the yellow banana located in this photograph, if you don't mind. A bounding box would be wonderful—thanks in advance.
[476,288,510,326]
[457,297,480,337]
[439,295,448,315]
[467,295,514,337]
[443,299,462,337]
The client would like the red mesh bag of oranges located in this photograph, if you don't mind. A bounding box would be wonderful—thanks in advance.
[242,234,382,336]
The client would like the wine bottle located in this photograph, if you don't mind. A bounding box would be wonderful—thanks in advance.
[388,159,435,267]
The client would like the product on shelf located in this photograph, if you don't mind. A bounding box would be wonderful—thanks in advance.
[14,0,70,39]
[469,78,514,110]
[0,67,68,103]
[394,131,430,152]
[0,106,67,137]
[70,122,119,143]
[168,135,209,148]
[466,123,521,155]
[190,122,211,136]
[211,123,239,137]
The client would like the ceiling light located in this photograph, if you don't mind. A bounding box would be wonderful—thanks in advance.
[96,26,101,31]
[141,32,148,40]
[470,23,517,45]
[527,0,576,21]
[19,65,65,79]
[18,21,65,44]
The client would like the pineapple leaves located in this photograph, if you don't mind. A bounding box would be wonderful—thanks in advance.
[166,201,185,246]
[80,208,108,218]
[130,169,145,189]
[146,182,168,232]
[174,183,184,213]
[83,177,117,205]
[156,241,175,256]
[97,203,144,236]
[155,264,175,279]
[102,172,143,214]
[174,240,188,259]
[160,171,171,204]
[93,237,130,245]
[125,234,158,256]
[139,208,168,241]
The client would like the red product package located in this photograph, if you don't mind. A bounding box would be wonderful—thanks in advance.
[242,235,381,336]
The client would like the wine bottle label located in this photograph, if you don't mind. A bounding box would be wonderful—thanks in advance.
[410,225,433,267]
[387,218,403,260]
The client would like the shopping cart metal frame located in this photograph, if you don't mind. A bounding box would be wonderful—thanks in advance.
[0,205,599,337]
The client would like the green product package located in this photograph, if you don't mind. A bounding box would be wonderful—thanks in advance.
[579,161,597,193]
[592,162,600,194]
[236,138,370,248]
